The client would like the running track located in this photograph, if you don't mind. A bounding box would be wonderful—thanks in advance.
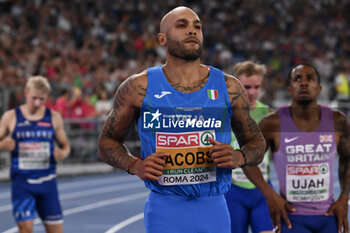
[0,166,349,233]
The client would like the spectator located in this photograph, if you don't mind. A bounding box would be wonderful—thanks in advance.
[95,89,112,118]
[0,1,350,113]
[55,89,71,118]
[333,64,350,115]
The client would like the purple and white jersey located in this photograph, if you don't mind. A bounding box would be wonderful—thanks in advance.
[273,105,336,215]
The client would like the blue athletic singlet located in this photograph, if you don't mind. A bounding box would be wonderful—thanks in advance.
[11,107,62,223]
[137,66,233,197]
[138,66,233,233]
[11,107,56,180]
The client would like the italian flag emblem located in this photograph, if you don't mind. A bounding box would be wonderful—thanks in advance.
[207,89,218,100]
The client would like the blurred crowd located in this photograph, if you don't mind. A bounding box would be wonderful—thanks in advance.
[1,0,350,118]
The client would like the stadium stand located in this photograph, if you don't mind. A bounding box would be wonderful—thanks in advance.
[0,0,350,180]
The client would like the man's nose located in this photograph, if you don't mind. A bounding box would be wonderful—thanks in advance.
[188,27,197,35]
[247,89,255,96]
[34,99,42,106]
[300,77,309,86]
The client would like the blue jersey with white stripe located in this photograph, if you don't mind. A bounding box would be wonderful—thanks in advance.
[11,107,56,180]
[137,65,233,197]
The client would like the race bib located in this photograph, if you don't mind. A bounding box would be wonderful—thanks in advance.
[18,142,50,170]
[156,131,217,185]
[286,163,330,202]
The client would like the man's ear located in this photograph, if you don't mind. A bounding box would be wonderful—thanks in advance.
[158,33,167,46]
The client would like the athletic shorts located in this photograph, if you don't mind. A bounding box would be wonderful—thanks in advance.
[11,177,63,224]
[225,183,273,233]
[144,191,230,233]
[281,214,337,233]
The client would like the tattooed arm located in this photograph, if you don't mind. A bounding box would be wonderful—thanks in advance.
[209,75,265,169]
[225,75,266,166]
[326,111,350,233]
[98,71,168,180]
[98,72,144,169]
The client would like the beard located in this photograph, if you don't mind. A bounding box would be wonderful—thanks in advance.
[167,37,202,61]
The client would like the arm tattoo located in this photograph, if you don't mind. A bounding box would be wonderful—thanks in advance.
[98,78,142,169]
[232,113,265,166]
[136,84,146,101]
[230,80,265,165]
[98,144,131,170]
[226,77,241,104]
[170,78,208,93]
[228,92,240,105]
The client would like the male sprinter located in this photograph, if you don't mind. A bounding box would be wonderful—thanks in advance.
[225,61,274,233]
[0,76,70,233]
[98,6,265,233]
[244,63,350,233]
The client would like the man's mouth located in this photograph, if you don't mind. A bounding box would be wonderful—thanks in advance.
[185,38,199,44]
[299,90,310,96]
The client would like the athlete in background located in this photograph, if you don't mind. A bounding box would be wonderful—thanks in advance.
[0,76,70,233]
[98,6,265,233]
[244,63,350,233]
[225,61,274,233]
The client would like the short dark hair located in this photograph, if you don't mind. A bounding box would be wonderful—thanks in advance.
[287,62,320,86]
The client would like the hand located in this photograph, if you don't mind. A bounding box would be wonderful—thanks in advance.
[266,191,295,233]
[54,147,68,161]
[133,152,169,181]
[208,137,244,168]
[0,137,15,151]
[325,194,349,233]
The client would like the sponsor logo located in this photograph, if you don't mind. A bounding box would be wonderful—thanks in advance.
[157,131,215,148]
[154,91,172,99]
[157,132,200,148]
[200,131,214,145]
[18,120,31,127]
[287,164,328,175]
[207,89,218,100]
[19,142,49,150]
[143,109,222,129]
[37,122,51,127]
[143,109,162,129]
[176,107,202,112]
[284,136,299,143]
[319,135,333,143]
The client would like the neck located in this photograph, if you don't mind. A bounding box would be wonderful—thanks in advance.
[250,101,257,111]
[162,59,209,93]
[21,105,45,120]
[290,102,320,120]
[163,59,202,84]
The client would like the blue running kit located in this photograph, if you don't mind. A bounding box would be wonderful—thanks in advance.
[138,66,233,233]
[11,107,63,224]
